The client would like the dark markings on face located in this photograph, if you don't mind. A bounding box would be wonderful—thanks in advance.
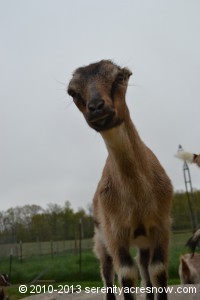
[67,60,132,132]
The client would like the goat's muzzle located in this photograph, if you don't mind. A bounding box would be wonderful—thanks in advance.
[86,98,121,132]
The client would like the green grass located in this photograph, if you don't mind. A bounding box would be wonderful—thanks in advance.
[1,251,100,283]
[169,231,192,280]
[2,232,193,300]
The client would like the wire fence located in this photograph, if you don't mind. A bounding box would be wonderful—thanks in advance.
[0,191,199,260]
[0,238,93,259]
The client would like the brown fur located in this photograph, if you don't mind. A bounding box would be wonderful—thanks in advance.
[68,60,173,300]
[194,154,200,167]
[179,253,200,284]
[0,274,9,300]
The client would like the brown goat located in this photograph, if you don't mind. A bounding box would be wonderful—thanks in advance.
[186,228,200,255]
[0,274,10,300]
[68,60,173,300]
[179,253,200,284]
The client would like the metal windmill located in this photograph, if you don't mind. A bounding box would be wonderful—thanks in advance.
[177,145,198,231]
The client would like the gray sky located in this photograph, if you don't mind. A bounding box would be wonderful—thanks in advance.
[1,0,200,212]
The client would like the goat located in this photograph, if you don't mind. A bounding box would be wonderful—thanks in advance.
[175,150,200,167]
[68,60,173,300]
[186,228,200,256]
[179,253,200,284]
[0,274,10,300]
[194,155,200,167]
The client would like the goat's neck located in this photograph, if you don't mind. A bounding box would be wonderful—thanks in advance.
[101,114,147,179]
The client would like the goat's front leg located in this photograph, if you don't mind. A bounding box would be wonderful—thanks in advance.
[148,233,169,300]
[101,254,116,300]
[94,231,116,300]
[138,248,154,300]
[113,246,138,300]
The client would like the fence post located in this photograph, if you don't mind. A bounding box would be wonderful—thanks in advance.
[9,248,13,281]
[19,241,23,263]
[74,229,77,255]
[63,240,65,252]
[79,218,82,275]
[37,237,42,256]
[50,240,54,259]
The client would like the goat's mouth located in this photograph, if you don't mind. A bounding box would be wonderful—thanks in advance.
[87,112,122,132]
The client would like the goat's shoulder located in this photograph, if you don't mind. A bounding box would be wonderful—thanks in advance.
[145,146,173,195]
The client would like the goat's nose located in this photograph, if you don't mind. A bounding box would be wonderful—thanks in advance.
[88,98,105,113]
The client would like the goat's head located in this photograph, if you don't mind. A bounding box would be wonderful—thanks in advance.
[67,60,132,132]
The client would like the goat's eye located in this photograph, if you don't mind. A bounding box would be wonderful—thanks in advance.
[68,89,77,98]
[115,73,125,83]
[74,93,82,102]
[68,89,85,107]
[68,90,83,102]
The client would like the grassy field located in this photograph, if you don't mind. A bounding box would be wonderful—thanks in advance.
[1,231,192,300]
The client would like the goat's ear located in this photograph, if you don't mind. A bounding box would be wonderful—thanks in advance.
[181,258,191,281]
[123,68,132,79]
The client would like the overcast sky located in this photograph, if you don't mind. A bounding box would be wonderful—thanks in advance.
[0,0,200,212]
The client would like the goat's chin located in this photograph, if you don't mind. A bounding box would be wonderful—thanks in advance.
[88,116,123,132]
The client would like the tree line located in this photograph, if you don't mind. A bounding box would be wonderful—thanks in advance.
[0,201,93,243]
[0,190,200,244]
[172,190,200,231]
